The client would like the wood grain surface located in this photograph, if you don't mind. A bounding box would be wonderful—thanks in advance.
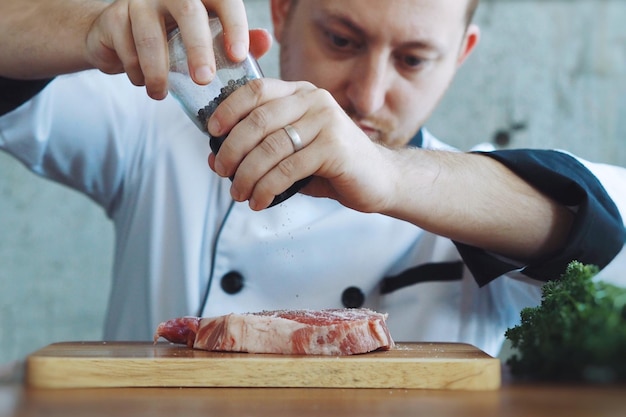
[25,341,500,390]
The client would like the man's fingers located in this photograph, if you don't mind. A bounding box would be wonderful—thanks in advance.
[249,28,273,59]
[127,2,169,98]
[208,79,315,138]
[210,0,250,62]
[170,1,214,85]
[169,0,250,85]
[91,0,254,97]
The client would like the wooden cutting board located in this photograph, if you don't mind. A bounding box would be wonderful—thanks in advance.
[25,341,501,390]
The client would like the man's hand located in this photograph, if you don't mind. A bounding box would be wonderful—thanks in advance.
[86,0,251,100]
[207,78,395,213]
[0,0,271,100]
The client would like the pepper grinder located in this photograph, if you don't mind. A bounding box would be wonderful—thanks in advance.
[167,16,309,207]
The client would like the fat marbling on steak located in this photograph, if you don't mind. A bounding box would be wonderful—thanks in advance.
[153,308,394,355]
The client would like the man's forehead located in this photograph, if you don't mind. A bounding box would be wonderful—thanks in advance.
[300,0,468,46]
[301,0,468,29]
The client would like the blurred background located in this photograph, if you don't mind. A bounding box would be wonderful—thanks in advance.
[1,0,625,365]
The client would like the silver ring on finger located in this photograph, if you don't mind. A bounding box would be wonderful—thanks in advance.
[283,124,303,152]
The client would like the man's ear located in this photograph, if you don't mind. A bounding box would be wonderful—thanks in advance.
[270,0,294,44]
[457,24,480,67]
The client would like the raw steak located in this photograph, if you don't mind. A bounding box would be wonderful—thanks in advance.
[154,308,394,355]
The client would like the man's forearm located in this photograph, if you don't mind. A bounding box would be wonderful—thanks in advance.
[0,0,107,78]
[382,148,574,262]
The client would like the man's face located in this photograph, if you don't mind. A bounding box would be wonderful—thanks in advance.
[271,0,479,148]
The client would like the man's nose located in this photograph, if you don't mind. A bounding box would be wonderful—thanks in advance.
[345,56,390,117]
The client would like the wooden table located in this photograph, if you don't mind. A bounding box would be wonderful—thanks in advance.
[2,370,625,417]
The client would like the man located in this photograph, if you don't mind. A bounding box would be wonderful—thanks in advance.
[0,0,623,357]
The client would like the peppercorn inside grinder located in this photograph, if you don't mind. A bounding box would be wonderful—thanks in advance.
[167,18,310,207]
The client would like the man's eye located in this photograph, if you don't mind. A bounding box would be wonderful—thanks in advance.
[401,55,425,69]
[326,32,352,49]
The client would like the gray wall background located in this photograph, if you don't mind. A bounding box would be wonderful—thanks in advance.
[1,0,625,365]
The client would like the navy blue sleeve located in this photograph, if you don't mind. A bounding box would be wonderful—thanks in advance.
[455,149,625,286]
[0,76,53,116]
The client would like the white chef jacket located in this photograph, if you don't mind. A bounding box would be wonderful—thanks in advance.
[1,70,624,357]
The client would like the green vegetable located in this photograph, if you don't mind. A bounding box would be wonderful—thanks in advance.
[505,260,626,383]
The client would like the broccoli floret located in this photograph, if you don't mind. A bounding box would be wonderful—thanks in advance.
[505,261,626,382]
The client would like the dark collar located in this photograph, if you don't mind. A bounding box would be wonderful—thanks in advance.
[408,129,424,148]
